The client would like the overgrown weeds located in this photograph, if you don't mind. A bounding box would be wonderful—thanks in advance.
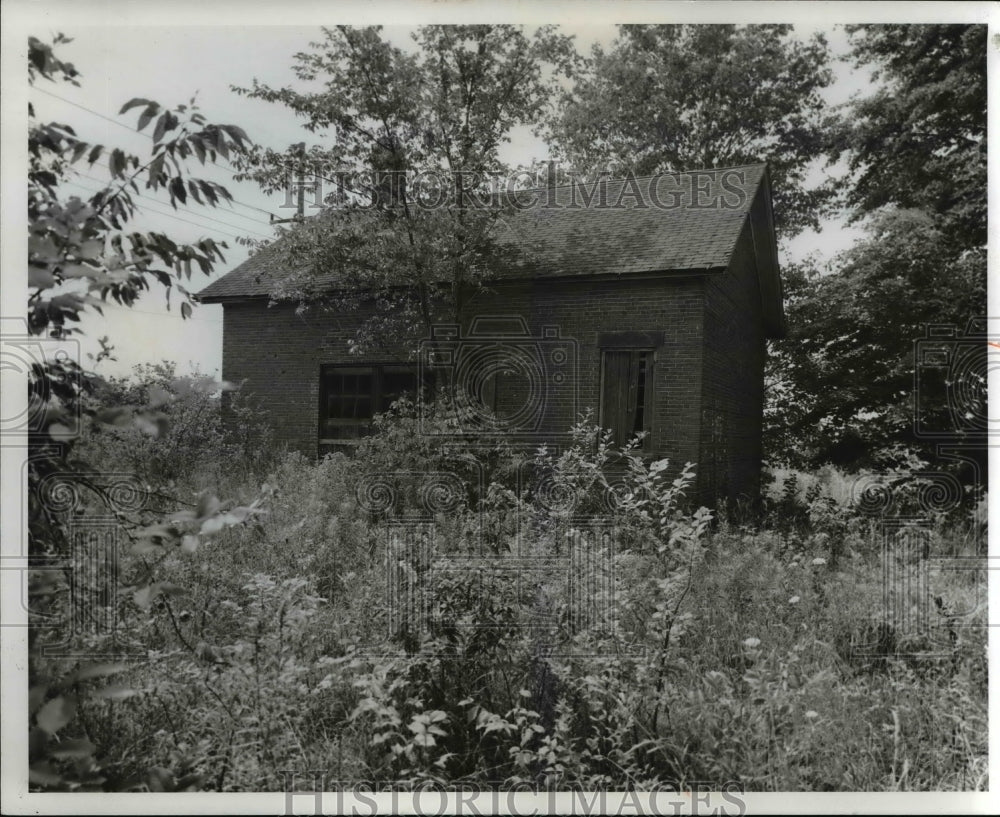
[34,397,988,792]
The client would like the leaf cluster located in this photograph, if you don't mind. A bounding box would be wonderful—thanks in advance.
[549,24,836,236]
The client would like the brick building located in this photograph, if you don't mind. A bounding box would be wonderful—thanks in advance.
[198,164,783,505]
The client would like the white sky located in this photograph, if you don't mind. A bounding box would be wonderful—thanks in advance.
[6,4,993,378]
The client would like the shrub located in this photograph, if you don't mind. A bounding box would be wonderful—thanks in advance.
[78,361,280,495]
[51,396,987,792]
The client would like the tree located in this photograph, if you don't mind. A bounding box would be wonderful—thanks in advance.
[765,25,987,474]
[28,30,252,548]
[548,24,835,236]
[26,34,264,790]
[230,25,577,353]
[765,209,986,469]
[832,24,987,251]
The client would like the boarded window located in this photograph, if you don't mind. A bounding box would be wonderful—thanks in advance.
[600,350,653,447]
[319,364,423,442]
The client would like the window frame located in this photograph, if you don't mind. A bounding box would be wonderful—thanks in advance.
[597,331,662,451]
[318,362,425,445]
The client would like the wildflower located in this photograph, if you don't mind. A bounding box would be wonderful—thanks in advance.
[811,557,827,566]
[805,710,819,720]
[789,596,801,605]
[742,637,761,649]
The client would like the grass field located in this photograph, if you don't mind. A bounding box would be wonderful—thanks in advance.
[29,405,987,793]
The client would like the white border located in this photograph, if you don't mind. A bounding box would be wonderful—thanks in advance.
[2,2,996,814]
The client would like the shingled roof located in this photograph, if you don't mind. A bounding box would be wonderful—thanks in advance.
[198,163,773,302]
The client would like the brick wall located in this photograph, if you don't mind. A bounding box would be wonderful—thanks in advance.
[220,275,707,474]
[699,189,769,507]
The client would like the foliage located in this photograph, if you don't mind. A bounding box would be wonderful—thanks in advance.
[765,25,987,473]
[29,52,247,340]
[766,210,987,470]
[78,362,279,491]
[230,25,578,352]
[22,27,991,797]
[548,24,835,236]
[27,29,250,492]
[833,24,987,250]
[61,407,988,792]
[25,34,267,791]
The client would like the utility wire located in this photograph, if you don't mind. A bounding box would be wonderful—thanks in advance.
[103,304,223,323]
[32,86,385,220]
[32,85,281,220]
[64,179,256,242]
[88,160,274,228]
[76,170,273,239]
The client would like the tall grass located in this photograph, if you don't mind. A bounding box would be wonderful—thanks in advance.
[38,398,988,792]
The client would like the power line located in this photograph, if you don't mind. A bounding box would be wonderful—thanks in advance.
[76,170,273,239]
[64,178,256,242]
[66,178,252,241]
[88,156,276,228]
[103,304,223,323]
[87,160,273,227]
[33,85,282,220]
[32,86,361,223]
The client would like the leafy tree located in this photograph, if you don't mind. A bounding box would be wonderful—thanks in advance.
[832,24,987,250]
[765,24,987,474]
[26,34,263,790]
[230,24,577,353]
[765,209,986,469]
[548,24,835,236]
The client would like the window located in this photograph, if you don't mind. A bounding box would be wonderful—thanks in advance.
[599,349,654,448]
[319,364,424,442]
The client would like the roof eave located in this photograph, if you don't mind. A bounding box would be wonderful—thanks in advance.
[196,265,730,304]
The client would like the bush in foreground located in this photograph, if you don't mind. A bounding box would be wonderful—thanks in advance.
[37,404,988,792]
